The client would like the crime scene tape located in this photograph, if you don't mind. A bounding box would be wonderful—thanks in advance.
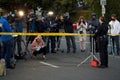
[0,32,119,36]
[0,32,94,36]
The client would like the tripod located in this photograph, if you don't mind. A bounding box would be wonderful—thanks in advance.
[77,36,99,67]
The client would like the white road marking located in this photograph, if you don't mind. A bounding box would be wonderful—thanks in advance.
[40,61,60,68]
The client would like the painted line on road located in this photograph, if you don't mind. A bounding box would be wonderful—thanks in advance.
[40,61,60,68]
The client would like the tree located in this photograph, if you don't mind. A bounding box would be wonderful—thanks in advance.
[105,0,120,21]
[41,0,77,15]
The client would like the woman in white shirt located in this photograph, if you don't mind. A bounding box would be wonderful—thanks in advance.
[77,16,87,52]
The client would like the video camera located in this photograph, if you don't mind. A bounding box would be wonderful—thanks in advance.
[87,24,97,34]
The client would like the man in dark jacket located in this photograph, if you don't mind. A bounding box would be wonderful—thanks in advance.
[63,15,76,53]
[88,13,99,53]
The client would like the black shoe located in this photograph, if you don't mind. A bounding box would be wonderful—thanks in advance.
[98,65,108,68]
[33,52,37,56]
[51,51,56,53]
[117,53,119,56]
[109,52,112,55]
[67,51,70,53]
[81,50,85,52]
[73,50,76,53]
[7,66,15,69]
[83,50,85,52]
[15,55,24,60]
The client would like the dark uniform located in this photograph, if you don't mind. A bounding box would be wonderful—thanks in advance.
[94,22,108,68]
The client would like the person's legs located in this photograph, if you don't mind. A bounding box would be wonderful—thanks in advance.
[99,37,108,68]
[5,39,14,68]
[104,46,108,67]
[17,36,22,57]
[39,47,46,59]
[95,37,99,53]
[46,37,50,53]
[80,41,82,50]
[51,36,56,53]
[111,36,115,54]
[70,36,76,53]
[80,37,86,51]
[1,41,7,59]
[83,40,86,51]
[102,38,108,67]
[0,42,2,59]
[33,51,39,56]
[56,36,62,49]
[115,36,119,55]
[90,36,92,52]
[65,36,71,53]
[99,39,104,66]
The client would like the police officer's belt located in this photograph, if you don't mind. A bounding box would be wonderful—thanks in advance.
[99,35,107,39]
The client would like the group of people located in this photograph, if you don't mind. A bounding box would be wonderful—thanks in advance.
[0,10,76,69]
[77,13,120,68]
[0,9,120,70]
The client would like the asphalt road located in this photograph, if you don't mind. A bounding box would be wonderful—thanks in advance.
[1,36,120,80]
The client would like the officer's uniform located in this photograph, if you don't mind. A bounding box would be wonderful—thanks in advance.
[94,22,108,67]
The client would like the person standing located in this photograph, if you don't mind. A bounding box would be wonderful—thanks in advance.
[108,14,120,56]
[0,23,2,59]
[14,17,23,59]
[63,15,76,53]
[47,17,57,53]
[94,16,108,68]
[88,13,99,53]
[0,11,14,69]
[77,16,87,52]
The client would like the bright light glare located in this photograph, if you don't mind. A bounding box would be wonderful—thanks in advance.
[48,11,54,16]
[18,11,24,17]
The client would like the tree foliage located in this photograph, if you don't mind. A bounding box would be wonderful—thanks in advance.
[85,0,120,21]
[0,0,77,15]
[105,0,120,21]
[0,0,120,21]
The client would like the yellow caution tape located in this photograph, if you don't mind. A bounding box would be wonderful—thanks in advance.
[0,32,94,36]
[0,32,119,36]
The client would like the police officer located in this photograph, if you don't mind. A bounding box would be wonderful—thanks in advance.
[94,16,108,68]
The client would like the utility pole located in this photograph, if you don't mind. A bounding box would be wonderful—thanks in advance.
[100,0,106,17]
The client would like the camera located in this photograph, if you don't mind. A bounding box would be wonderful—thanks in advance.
[79,31,83,34]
